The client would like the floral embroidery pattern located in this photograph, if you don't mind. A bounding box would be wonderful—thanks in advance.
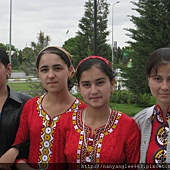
[37,95,83,170]
[73,110,122,165]
[37,95,60,170]
[152,105,170,167]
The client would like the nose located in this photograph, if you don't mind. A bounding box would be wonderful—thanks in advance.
[48,69,55,79]
[161,80,170,91]
[91,85,98,94]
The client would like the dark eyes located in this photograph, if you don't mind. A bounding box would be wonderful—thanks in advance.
[40,67,62,72]
[152,77,170,82]
[82,81,105,87]
[153,77,162,81]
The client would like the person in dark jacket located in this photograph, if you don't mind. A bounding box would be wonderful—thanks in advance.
[0,48,32,169]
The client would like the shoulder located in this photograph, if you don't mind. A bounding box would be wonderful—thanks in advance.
[8,86,32,104]
[133,105,154,129]
[22,96,39,108]
[17,92,32,102]
[74,98,87,109]
[75,98,86,105]
[133,105,154,121]
[25,96,39,103]
[120,112,138,126]
[116,112,140,135]
[112,111,138,129]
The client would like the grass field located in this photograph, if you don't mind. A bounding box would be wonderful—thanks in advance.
[110,103,145,117]
[8,82,31,91]
[8,82,148,117]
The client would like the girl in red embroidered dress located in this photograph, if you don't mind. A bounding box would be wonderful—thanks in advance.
[0,46,86,170]
[61,56,141,169]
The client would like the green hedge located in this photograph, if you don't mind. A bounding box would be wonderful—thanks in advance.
[110,90,154,107]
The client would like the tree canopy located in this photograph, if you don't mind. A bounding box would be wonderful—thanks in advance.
[63,0,112,67]
[122,0,170,93]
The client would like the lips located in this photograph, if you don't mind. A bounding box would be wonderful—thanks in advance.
[47,82,58,85]
[90,96,101,100]
[159,93,170,96]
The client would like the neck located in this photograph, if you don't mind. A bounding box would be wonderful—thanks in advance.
[82,107,112,140]
[0,85,8,97]
[157,103,170,116]
[45,91,75,105]
[82,107,111,130]
[84,106,111,119]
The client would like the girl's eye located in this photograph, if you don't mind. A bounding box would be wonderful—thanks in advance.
[82,83,90,87]
[97,81,104,86]
[54,67,62,71]
[151,76,163,82]
[154,77,162,81]
[40,68,48,72]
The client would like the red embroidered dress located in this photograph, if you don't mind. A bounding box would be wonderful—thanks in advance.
[62,109,140,166]
[13,94,87,169]
[146,104,170,168]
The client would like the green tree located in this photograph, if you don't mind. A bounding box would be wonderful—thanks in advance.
[22,31,50,72]
[63,36,81,67]
[24,31,51,96]
[10,51,20,70]
[22,47,34,64]
[30,31,50,55]
[115,47,123,65]
[122,0,170,93]
[63,0,111,65]
[0,43,20,69]
[0,43,8,50]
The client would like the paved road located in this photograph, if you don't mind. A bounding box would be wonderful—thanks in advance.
[11,72,26,78]
[9,72,39,82]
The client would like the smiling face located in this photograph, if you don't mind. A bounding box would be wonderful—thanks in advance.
[38,53,73,93]
[148,64,170,108]
[78,65,114,108]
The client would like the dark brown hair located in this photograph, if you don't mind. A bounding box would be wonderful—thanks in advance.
[146,47,170,76]
[76,57,115,85]
[0,48,10,67]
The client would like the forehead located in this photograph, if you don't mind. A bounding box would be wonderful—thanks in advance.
[157,64,170,71]
[39,53,65,66]
[80,66,107,80]
[151,63,170,75]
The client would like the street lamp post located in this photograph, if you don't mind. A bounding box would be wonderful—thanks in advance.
[93,0,97,55]
[111,1,120,67]
[9,0,12,63]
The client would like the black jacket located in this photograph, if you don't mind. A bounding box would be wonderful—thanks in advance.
[0,85,32,157]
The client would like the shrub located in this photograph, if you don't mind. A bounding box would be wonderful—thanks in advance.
[110,90,151,106]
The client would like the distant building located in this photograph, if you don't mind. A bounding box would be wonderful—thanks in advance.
[115,68,127,90]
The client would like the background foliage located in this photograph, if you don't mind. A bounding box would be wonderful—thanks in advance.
[2,0,170,105]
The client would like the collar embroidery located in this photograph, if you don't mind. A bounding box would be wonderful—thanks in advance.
[72,110,122,164]
[36,95,82,169]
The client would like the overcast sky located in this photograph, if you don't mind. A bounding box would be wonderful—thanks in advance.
[0,0,138,50]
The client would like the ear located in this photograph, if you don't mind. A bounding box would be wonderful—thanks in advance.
[6,63,12,78]
[69,65,75,78]
[110,79,116,93]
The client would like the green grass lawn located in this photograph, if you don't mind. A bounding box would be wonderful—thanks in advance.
[7,82,31,91]
[110,103,145,117]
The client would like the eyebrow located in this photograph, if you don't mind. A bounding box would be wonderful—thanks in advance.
[80,77,106,84]
[40,64,64,69]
